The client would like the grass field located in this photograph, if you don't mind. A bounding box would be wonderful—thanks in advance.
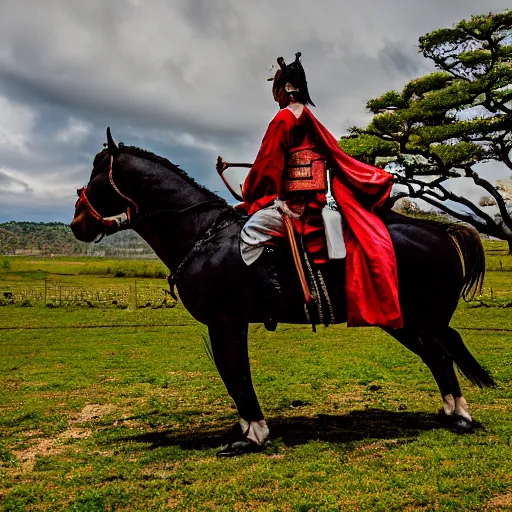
[0,243,511,511]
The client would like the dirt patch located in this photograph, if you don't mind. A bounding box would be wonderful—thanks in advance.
[11,404,112,471]
[13,439,58,471]
[73,404,113,423]
[59,427,92,440]
[12,427,93,471]
[166,371,203,377]
[485,493,512,509]
[24,381,50,388]
[355,440,390,452]
[350,439,407,461]
[167,497,182,509]
[355,439,402,452]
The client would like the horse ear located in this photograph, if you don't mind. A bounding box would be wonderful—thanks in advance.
[106,127,119,157]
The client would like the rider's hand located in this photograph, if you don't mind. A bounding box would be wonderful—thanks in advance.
[216,156,227,175]
[275,199,304,219]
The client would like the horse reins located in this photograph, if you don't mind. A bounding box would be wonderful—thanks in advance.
[107,155,139,215]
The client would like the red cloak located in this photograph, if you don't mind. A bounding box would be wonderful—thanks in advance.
[241,106,403,329]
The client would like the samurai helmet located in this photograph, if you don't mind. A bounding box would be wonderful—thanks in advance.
[269,52,316,107]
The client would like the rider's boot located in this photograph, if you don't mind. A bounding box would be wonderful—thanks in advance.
[252,246,282,331]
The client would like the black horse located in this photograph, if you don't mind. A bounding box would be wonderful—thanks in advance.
[70,129,495,456]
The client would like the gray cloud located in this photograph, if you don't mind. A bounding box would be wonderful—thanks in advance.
[0,0,510,222]
[0,171,32,194]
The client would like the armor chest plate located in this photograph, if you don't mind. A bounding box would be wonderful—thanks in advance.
[284,146,327,193]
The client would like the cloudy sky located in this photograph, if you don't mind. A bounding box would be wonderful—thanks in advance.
[0,0,510,223]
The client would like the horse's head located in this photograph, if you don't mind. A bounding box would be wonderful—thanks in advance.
[70,128,138,242]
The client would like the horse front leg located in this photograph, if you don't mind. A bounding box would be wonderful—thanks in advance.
[208,321,269,456]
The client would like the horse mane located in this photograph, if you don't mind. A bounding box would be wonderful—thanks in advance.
[119,144,228,205]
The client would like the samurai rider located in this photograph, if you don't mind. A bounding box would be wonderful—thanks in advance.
[218,52,403,331]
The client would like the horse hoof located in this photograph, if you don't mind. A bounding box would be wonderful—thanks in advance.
[452,417,474,433]
[216,439,264,457]
[264,319,277,332]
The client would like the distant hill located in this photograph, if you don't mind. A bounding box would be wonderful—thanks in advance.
[0,221,155,258]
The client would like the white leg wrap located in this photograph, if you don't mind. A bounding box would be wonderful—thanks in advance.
[242,419,269,446]
[442,394,456,416]
[240,418,249,435]
[454,396,472,422]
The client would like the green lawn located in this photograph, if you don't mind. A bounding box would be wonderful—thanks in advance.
[0,255,168,279]
[0,245,511,511]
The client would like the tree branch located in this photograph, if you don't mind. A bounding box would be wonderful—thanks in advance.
[361,126,449,173]
[495,141,512,172]
[420,196,489,231]
[357,129,397,142]
[493,101,512,116]
[464,167,512,231]
[399,175,499,227]
[434,181,499,225]
[430,54,472,82]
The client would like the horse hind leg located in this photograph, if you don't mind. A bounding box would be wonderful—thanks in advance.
[438,326,495,389]
[434,326,495,424]
[385,327,472,427]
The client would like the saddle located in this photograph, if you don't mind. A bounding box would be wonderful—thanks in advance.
[267,236,346,331]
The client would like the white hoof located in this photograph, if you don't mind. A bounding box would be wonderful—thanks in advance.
[454,396,472,422]
[240,418,269,446]
[442,394,456,416]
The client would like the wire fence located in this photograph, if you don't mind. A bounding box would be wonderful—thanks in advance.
[0,279,175,309]
[1,278,510,310]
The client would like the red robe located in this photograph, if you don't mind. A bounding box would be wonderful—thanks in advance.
[241,106,403,329]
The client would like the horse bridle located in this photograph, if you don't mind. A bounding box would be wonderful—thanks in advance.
[75,155,139,241]
[76,153,225,242]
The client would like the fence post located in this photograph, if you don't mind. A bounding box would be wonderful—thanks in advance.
[44,279,47,305]
[134,279,138,310]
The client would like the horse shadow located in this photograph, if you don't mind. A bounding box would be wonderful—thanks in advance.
[113,408,477,452]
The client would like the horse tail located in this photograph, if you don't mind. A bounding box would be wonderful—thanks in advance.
[440,327,496,388]
[446,223,485,301]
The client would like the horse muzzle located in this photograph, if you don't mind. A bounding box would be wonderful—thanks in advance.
[70,186,131,242]
[70,211,106,242]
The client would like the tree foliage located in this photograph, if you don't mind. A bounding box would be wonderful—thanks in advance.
[339,9,512,249]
